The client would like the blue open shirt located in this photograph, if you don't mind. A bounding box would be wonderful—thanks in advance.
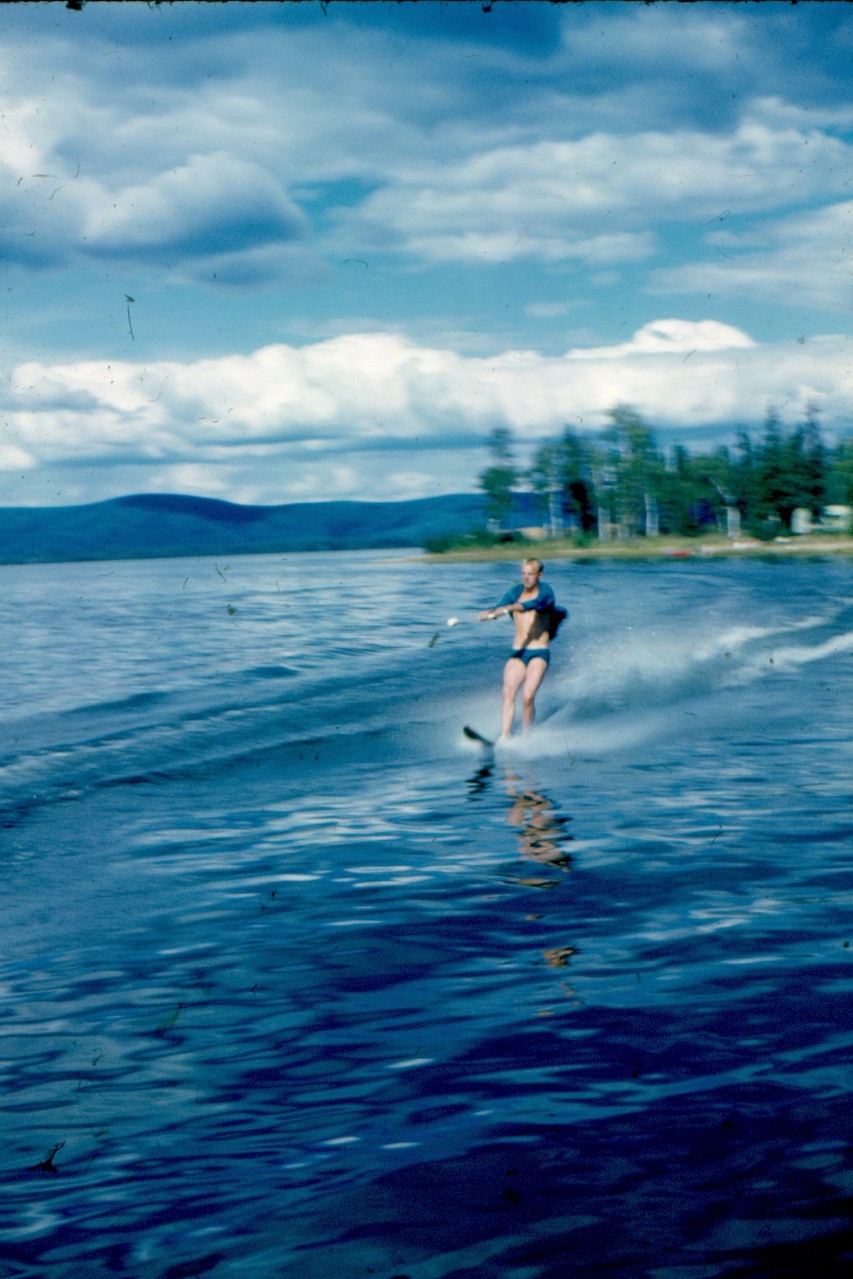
[495,581,568,639]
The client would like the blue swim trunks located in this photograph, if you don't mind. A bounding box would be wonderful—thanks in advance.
[510,648,551,666]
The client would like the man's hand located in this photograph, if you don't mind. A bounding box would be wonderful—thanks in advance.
[479,606,515,621]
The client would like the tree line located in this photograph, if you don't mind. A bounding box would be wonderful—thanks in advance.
[479,407,853,542]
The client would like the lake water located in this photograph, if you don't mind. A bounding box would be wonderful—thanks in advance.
[1,550,851,1278]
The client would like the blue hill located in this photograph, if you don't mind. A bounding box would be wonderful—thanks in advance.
[0,492,510,564]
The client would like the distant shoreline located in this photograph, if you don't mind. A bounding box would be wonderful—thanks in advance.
[421,534,853,563]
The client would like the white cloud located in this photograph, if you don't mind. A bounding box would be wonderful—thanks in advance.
[342,116,853,267]
[525,302,571,320]
[1,0,853,516]
[653,201,853,311]
[3,321,852,507]
[0,439,36,471]
[747,94,853,134]
[4,14,852,289]
[84,153,306,257]
[560,6,754,75]
[571,320,756,360]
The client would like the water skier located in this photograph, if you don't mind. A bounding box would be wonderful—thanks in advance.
[478,557,567,739]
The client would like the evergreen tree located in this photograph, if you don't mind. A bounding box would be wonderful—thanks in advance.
[479,427,517,528]
[660,445,722,535]
[528,428,597,534]
[827,437,853,506]
[797,405,826,515]
[473,405,852,550]
[528,440,559,528]
[558,428,598,532]
[730,427,759,532]
[603,406,664,537]
[756,410,803,532]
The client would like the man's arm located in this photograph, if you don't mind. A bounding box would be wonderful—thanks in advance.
[479,585,521,621]
[479,583,556,622]
[512,584,556,614]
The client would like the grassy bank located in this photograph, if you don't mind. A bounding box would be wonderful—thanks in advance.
[421,533,853,563]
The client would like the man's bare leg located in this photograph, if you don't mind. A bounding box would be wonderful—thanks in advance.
[501,658,527,739]
[521,657,548,731]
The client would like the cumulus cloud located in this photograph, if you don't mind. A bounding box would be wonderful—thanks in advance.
[3,321,851,506]
[571,320,756,360]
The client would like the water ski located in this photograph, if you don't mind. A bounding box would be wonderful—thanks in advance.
[463,725,495,749]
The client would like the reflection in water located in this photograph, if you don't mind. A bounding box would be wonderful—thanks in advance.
[467,762,575,880]
[505,772,573,872]
[501,775,579,986]
[467,761,579,981]
[465,761,494,798]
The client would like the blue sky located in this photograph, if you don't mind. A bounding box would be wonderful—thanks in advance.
[2,0,853,507]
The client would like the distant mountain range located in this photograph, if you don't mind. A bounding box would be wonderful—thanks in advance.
[0,491,538,565]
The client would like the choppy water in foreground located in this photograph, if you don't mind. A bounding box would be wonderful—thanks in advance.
[1,550,851,1278]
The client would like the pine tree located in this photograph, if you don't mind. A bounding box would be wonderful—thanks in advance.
[479,427,517,528]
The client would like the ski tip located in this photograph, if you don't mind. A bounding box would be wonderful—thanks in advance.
[463,725,495,749]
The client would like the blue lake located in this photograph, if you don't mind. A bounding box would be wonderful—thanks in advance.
[1,550,851,1277]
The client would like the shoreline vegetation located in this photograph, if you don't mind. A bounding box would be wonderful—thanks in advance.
[463,409,853,566]
[422,532,853,562]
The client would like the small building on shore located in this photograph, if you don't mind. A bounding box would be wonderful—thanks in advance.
[791,505,852,535]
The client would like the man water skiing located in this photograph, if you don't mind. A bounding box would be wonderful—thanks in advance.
[479,557,567,739]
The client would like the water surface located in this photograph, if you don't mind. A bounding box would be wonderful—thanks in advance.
[1,552,851,1277]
